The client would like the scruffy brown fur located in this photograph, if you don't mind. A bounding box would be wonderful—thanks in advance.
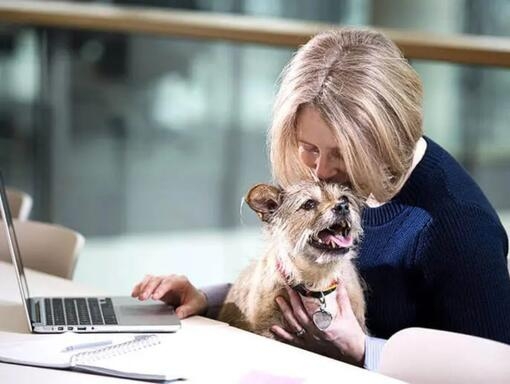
[218,181,366,338]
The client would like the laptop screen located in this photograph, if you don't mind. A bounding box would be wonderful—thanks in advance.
[0,171,33,329]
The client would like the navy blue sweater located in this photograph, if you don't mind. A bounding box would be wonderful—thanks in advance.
[358,137,510,344]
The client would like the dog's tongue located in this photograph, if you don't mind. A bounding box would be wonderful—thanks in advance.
[331,234,353,247]
[321,233,353,247]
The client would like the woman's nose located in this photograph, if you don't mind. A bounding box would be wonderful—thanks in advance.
[315,156,338,181]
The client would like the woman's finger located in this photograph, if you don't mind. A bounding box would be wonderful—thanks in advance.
[336,284,352,316]
[132,275,153,298]
[152,276,180,301]
[275,296,305,334]
[131,281,143,297]
[285,286,313,328]
[140,276,163,300]
[270,325,304,345]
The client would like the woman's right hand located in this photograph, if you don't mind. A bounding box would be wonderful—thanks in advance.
[131,274,208,319]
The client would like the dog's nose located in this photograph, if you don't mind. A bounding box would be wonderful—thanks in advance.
[333,198,349,215]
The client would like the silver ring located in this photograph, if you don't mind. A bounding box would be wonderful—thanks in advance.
[295,328,306,337]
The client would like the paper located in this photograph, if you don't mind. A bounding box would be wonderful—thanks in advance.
[0,333,128,367]
[0,333,185,381]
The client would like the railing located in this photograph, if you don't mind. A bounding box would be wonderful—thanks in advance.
[0,1,509,68]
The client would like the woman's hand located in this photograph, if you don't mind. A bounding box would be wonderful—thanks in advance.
[271,284,366,366]
[131,274,208,319]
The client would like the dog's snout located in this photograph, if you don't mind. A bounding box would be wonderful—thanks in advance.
[333,198,349,215]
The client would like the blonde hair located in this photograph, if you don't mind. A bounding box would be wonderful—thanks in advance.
[269,28,423,202]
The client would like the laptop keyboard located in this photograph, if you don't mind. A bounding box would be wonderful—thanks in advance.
[42,297,118,326]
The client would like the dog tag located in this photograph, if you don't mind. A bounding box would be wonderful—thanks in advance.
[312,293,333,331]
[312,309,333,330]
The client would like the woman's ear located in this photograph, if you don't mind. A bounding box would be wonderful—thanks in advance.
[245,184,283,222]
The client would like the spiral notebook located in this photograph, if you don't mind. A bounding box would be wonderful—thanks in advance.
[0,333,185,382]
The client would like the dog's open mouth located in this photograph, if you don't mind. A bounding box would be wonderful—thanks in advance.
[309,221,353,254]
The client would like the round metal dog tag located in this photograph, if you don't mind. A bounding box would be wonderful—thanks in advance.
[312,309,333,331]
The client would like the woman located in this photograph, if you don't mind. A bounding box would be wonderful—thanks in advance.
[131,28,510,370]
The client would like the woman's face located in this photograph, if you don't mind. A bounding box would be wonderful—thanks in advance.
[296,105,348,184]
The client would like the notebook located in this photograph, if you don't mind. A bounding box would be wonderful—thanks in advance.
[0,333,185,382]
[0,171,181,333]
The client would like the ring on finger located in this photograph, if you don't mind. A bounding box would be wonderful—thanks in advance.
[295,328,306,337]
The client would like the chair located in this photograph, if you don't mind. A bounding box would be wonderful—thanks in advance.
[6,187,33,221]
[378,327,510,383]
[0,219,85,279]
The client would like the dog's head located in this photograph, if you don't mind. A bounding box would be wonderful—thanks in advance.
[245,181,363,265]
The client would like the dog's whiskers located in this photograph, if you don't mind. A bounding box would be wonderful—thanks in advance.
[294,230,312,253]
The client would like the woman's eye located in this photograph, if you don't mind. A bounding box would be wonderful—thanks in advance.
[330,148,342,160]
[299,143,319,156]
[300,199,317,210]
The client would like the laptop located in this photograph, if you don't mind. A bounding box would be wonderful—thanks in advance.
[0,172,181,333]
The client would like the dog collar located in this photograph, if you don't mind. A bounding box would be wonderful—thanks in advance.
[276,259,338,298]
[291,283,337,298]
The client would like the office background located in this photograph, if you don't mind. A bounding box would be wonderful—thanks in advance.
[0,0,509,293]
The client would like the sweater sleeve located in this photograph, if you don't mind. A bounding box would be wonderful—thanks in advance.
[418,204,510,344]
[200,283,232,319]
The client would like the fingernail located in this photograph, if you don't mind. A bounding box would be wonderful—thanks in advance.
[175,309,185,318]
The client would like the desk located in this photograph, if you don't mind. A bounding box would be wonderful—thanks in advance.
[0,261,401,383]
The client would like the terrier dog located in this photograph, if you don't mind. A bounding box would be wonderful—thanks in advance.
[218,181,366,338]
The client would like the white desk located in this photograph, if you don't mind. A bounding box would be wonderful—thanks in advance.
[0,261,401,383]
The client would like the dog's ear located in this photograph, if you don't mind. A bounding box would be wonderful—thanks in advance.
[245,184,282,222]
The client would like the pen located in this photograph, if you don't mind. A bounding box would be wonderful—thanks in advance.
[62,340,112,352]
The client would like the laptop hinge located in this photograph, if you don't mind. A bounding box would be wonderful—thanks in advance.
[27,297,42,325]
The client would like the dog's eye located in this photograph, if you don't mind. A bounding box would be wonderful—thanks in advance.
[300,199,317,211]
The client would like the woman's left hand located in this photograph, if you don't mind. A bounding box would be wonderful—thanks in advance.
[271,284,366,366]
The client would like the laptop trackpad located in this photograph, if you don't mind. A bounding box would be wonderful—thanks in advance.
[113,297,179,325]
